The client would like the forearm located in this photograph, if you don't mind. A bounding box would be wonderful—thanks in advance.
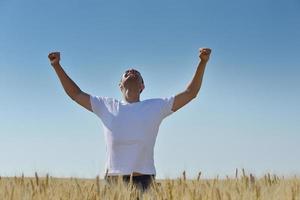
[186,60,208,97]
[52,63,81,99]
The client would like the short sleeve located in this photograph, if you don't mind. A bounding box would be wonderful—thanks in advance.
[160,95,175,119]
[90,95,106,119]
[90,95,118,129]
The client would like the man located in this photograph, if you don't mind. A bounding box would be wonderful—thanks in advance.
[48,48,211,191]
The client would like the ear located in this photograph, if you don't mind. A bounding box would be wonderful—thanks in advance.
[140,83,145,94]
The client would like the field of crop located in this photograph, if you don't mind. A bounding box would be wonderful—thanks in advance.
[1,170,300,200]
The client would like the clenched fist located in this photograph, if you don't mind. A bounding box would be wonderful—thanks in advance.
[199,48,212,62]
[48,52,60,67]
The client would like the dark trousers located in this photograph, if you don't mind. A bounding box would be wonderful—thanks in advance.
[104,174,156,192]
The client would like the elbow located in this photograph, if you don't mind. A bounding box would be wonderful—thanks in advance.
[191,92,198,99]
[67,90,82,101]
[69,94,77,101]
[186,89,198,99]
[191,89,200,99]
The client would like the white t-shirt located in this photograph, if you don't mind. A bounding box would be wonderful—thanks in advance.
[90,95,175,176]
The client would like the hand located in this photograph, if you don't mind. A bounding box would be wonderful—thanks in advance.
[199,48,211,62]
[48,52,61,67]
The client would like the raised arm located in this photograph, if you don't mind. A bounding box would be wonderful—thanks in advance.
[48,52,92,112]
[172,48,211,112]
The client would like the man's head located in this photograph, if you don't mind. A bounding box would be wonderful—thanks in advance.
[119,68,145,101]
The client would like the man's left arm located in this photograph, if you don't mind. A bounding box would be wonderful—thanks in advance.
[172,48,212,112]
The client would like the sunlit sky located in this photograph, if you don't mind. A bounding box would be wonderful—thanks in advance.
[0,0,299,179]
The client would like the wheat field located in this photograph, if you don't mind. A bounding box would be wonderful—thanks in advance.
[1,170,300,200]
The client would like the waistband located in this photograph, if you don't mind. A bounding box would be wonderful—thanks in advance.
[105,174,155,179]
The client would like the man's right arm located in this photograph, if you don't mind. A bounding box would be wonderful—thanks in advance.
[48,52,92,112]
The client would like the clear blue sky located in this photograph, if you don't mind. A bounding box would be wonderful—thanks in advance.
[0,0,299,179]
